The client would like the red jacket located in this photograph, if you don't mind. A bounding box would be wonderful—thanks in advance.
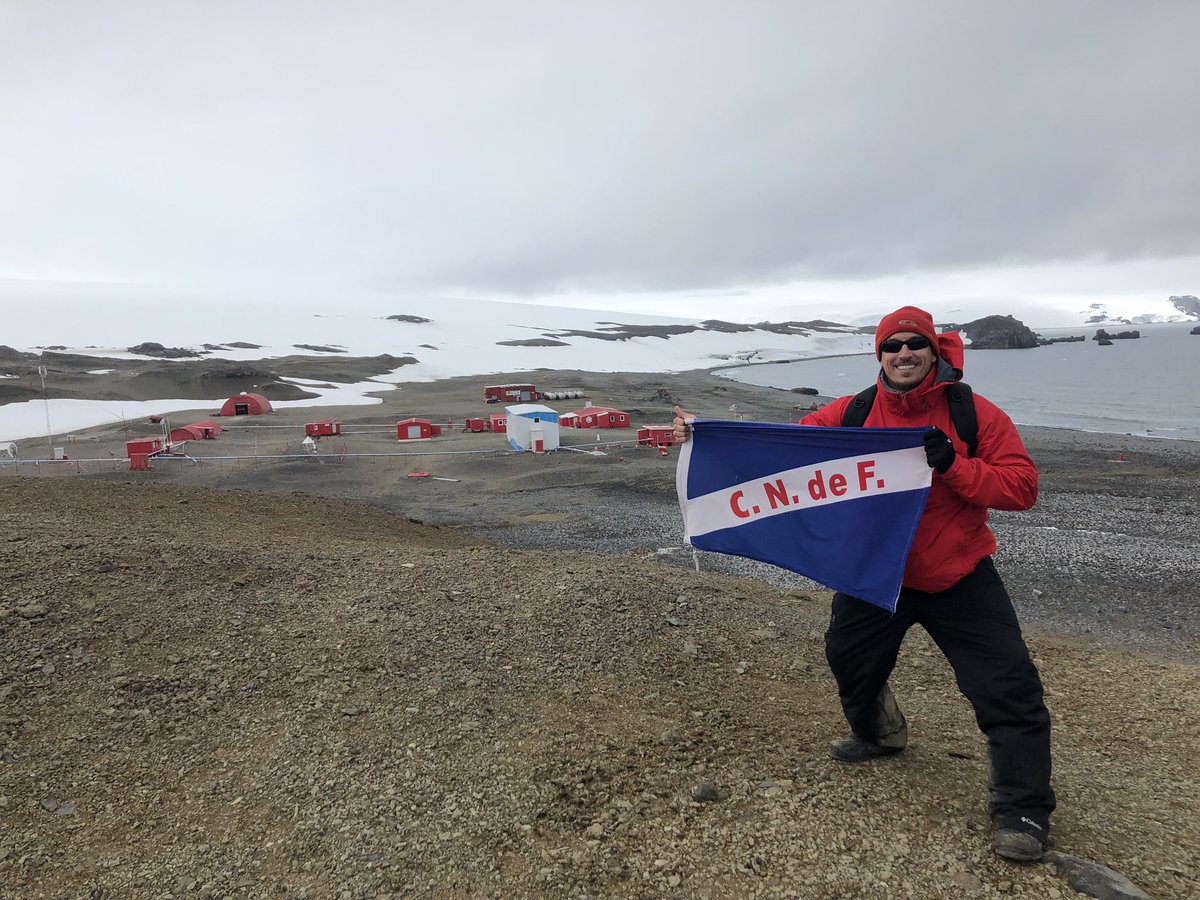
[800,363,1038,593]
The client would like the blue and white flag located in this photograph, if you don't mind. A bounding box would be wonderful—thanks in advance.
[676,420,933,612]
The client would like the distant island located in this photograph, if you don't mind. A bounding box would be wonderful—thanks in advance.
[1092,329,1140,344]
[954,315,1040,349]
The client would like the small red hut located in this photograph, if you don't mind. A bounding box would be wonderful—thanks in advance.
[397,417,442,440]
[637,425,676,448]
[126,438,164,471]
[484,383,541,404]
[463,417,487,433]
[566,407,630,429]
[305,419,342,438]
[192,420,222,439]
[488,414,507,434]
[218,392,273,416]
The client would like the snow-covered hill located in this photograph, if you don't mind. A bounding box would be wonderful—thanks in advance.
[1078,294,1200,326]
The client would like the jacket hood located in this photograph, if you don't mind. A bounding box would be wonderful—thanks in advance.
[936,330,965,379]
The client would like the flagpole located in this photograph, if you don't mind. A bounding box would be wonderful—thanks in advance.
[38,365,53,458]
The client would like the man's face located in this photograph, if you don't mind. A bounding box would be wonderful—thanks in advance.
[880,331,935,391]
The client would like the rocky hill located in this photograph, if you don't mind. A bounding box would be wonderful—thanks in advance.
[956,315,1039,349]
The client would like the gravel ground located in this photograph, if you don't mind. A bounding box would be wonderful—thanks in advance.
[2,479,1199,900]
[466,425,1200,664]
[2,368,1197,898]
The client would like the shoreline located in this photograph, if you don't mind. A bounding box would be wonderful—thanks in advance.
[4,350,1199,447]
[710,346,1200,443]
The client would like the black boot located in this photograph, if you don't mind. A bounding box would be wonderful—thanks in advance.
[828,683,907,762]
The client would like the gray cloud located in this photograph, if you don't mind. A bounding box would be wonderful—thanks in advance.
[1,1,1197,300]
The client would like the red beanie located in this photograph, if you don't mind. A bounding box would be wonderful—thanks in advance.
[875,306,939,359]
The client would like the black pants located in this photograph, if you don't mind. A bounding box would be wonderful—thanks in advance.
[825,557,1056,829]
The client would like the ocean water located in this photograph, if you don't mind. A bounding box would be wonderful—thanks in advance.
[719,322,1200,442]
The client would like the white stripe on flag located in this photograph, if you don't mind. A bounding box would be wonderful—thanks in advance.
[683,447,930,539]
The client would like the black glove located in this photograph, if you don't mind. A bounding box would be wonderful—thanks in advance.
[924,427,956,474]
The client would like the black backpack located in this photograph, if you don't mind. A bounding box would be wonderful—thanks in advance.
[841,382,980,459]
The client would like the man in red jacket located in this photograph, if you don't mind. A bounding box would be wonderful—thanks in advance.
[673,306,1055,863]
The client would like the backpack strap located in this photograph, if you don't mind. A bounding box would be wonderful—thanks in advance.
[841,385,877,428]
[842,379,980,459]
[945,381,979,459]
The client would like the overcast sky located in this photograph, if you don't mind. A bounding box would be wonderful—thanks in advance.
[2,0,1197,322]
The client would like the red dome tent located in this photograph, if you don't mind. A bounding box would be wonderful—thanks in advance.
[218,392,273,416]
[169,424,206,442]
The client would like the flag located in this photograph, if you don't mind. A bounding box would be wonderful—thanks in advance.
[676,419,932,611]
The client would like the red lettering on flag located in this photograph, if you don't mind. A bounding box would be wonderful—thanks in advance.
[730,491,750,518]
[764,479,791,510]
[808,470,827,500]
[857,460,876,491]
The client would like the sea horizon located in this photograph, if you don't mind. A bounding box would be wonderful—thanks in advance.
[718,322,1200,442]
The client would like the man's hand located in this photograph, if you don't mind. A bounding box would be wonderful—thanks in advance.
[924,426,956,474]
[673,405,695,444]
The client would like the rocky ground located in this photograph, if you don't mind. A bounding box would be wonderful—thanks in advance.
[2,367,1198,898]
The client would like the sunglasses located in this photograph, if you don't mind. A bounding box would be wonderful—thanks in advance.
[879,336,931,354]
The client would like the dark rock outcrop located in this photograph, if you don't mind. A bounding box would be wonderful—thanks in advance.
[958,315,1038,350]
[1037,335,1086,345]
[0,344,30,362]
[496,338,570,347]
[1190,326,1200,335]
[699,320,754,333]
[292,344,347,353]
[126,342,206,359]
[388,314,432,324]
[1093,329,1140,342]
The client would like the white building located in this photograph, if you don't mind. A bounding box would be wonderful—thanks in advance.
[504,404,560,452]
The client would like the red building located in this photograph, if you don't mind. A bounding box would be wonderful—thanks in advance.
[192,420,222,438]
[218,392,273,416]
[126,438,164,471]
[305,419,342,437]
[463,417,487,433]
[637,425,676,448]
[168,425,205,443]
[488,414,507,434]
[397,418,443,440]
[484,383,540,404]
[564,407,630,429]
